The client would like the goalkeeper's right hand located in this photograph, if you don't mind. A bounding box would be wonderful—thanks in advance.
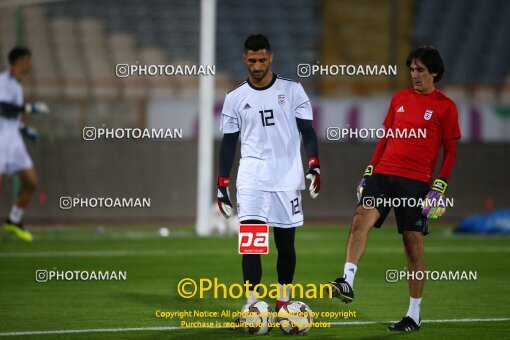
[356,165,373,202]
[24,102,50,115]
[216,177,233,218]
[422,179,448,219]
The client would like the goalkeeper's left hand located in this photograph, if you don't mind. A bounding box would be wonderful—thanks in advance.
[305,157,320,199]
[19,123,38,144]
[422,179,448,219]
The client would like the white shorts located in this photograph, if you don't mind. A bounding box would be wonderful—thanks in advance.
[0,118,33,176]
[236,188,303,228]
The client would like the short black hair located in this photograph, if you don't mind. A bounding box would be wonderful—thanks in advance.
[8,46,31,65]
[406,45,444,83]
[244,34,271,53]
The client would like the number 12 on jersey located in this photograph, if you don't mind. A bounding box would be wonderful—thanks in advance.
[260,110,275,127]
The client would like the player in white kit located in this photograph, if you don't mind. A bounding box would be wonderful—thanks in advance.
[0,47,49,242]
[216,35,320,311]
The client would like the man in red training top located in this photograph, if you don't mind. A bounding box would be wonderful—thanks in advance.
[327,45,461,332]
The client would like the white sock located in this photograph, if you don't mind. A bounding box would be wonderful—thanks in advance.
[246,290,258,304]
[9,205,24,224]
[343,262,357,288]
[406,297,422,325]
[277,283,291,302]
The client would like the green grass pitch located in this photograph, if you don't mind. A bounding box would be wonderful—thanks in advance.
[1,225,509,339]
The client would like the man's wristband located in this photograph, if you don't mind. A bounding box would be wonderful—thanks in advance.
[217,177,230,187]
[431,178,448,194]
[363,165,374,177]
[308,157,320,168]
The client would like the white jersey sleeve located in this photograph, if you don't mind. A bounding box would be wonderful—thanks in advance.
[0,72,13,103]
[220,93,240,134]
[0,79,10,103]
[0,71,23,106]
[0,71,23,127]
[293,83,313,120]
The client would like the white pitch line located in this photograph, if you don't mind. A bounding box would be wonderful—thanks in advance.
[0,249,227,258]
[1,318,509,337]
[0,326,182,337]
[0,250,169,258]
[376,247,510,254]
[330,317,510,325]
[1,246,510,258]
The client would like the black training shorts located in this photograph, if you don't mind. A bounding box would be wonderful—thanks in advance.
[358,174,430,235]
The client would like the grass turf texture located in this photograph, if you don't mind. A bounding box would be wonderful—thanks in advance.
[0,225,509,339]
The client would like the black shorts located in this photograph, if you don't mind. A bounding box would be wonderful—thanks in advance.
[358,174,430,235]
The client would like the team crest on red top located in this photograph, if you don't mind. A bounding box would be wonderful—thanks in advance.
[424,109,433,120]
[278,94,285,106]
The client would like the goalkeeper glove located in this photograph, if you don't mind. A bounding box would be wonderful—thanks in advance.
[422,179,447,219]
[356,165,373,202]
[216,177,233,218]
[306,157,320,199]
[19,123,38,144]
[24,102,50,115]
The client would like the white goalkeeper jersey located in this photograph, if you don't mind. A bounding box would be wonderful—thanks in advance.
[220,73,313,191]
[0,70,23,128]
[0,70,32,176]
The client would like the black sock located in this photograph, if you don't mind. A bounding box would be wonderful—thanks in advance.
[242,254,262,288]
[273,227,296,284]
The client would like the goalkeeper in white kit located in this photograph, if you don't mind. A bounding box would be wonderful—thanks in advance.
[0,46,50,242]
[216,34,321,311]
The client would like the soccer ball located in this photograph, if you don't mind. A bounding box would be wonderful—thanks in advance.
[277,301,313,335]
[239,300,274,335]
